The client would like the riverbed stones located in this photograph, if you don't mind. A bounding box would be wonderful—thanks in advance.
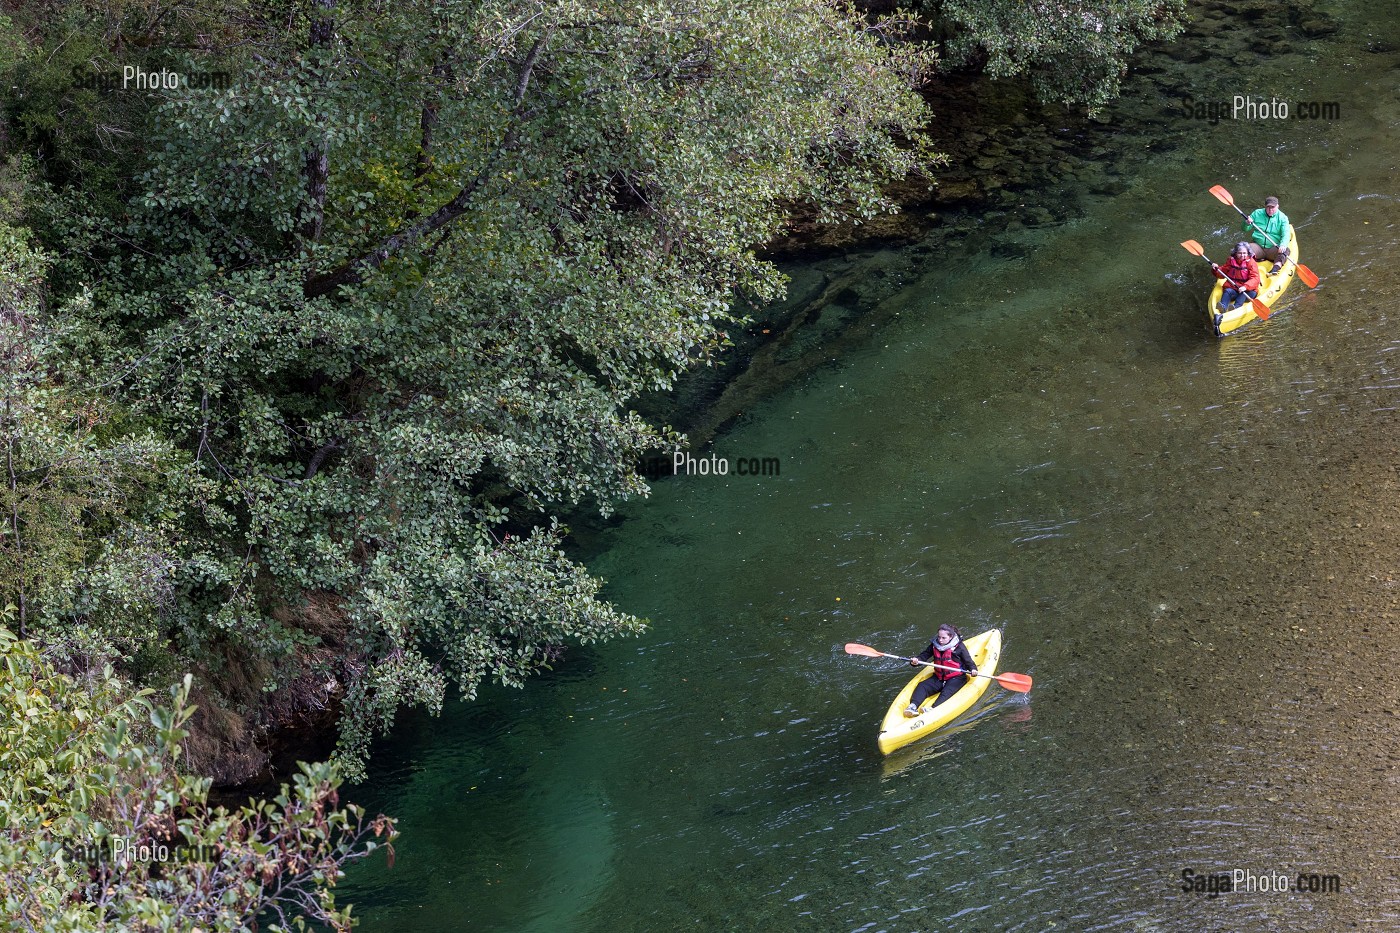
[932,178,981,204]
[1297,16,1339,36]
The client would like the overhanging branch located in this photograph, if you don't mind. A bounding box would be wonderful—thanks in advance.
[303,29,554,300]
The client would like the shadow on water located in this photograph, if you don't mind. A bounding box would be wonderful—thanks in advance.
[878,694,1032,782]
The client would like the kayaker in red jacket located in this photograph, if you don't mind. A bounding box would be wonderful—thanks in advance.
[1211,242,1261,313]
[904,624,978,716]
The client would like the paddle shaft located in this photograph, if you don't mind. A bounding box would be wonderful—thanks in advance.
[871,649,989,681]
[910,655,1032,693]
[844,642,1032,692]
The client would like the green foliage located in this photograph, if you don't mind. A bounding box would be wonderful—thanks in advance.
[0,621,396,931]
[926,0,1186,112]
[11,0,936,779]
[0,1,253,206]
[0,220,174,647]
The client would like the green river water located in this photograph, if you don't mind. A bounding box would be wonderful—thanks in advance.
[343,4,1400,930]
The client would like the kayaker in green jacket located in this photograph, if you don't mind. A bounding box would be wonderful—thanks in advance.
[1243,196,1291,274]
[904,624,977,717]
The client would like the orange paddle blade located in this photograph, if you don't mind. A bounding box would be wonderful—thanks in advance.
[1296,263,1320,288]
[1208,184,1236,207]
[994,672,1033,693]
[1250,298,1272,321]
[1180,240,1205,256]
[844,643,886,658]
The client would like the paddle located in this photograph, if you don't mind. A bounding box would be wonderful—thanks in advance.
[1180,239,1271,321]
[843,643,1033,693]
[1208,185,1320,288]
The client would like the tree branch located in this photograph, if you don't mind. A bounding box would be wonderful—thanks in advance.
[304,438,339,480]
[297,0,337,244]
[411,56,453,190]
[303,29,554,299]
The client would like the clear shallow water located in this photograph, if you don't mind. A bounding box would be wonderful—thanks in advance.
[342,8,1400,931]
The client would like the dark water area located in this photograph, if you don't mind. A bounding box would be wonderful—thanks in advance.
[341,3,1400,930]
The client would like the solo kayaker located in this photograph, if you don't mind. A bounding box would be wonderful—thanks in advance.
[1211,242,1261,313]
[1243,196,1291,274]
[905,624,977,717]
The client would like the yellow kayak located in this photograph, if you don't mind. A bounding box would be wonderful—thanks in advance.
[877,629,1001,755]
[1209,227,1299,336]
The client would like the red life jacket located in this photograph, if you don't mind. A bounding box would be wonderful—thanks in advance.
[929,643,962,680]
[1218,256,1260,292]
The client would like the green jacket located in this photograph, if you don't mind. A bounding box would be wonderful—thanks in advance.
[1245,207,1290,251]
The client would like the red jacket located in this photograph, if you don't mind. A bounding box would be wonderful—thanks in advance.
[1213,255,1260,291]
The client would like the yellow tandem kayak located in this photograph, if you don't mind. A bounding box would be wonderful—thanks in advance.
[877,629,1001,755]
[1209,227,1299,336]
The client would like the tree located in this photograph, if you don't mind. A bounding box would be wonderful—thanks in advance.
[0,621,396,932]
[0,218,172,649]
[14,0,936,777]
[923,0,1186,112]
